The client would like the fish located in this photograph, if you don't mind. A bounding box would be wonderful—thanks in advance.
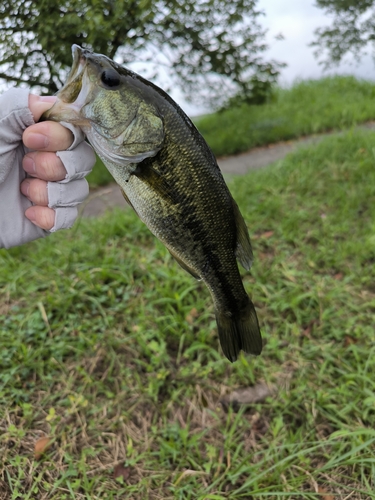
[42,44,262,362]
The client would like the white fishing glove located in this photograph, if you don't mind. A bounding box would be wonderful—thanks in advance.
[0,88,96,249]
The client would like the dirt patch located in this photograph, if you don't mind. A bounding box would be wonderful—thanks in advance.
[80,183,128,218]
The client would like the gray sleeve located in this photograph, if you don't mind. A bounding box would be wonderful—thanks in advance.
[0,88,47,248]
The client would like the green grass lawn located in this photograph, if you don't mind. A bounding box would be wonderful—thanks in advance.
[196,76,375,157]
[1,129,375,498]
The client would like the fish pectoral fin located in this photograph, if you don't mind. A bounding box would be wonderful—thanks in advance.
[120,188,137,212]
[168,248,201,280]
[132,162,178,205]
[232,198,253,270]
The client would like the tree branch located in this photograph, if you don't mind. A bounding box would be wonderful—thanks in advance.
[0,72,47,89]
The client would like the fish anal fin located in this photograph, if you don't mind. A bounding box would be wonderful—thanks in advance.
[168,248,201,280]
[232,198,253,270]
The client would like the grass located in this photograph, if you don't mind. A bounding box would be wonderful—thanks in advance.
[196,76,375,157]
[1,128,375,498]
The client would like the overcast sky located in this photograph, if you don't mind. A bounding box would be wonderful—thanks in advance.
[176,0,375,115]
[259,0,375,84]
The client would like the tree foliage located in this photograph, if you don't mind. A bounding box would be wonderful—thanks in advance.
[0,0,283,108]
[313,0,375,67]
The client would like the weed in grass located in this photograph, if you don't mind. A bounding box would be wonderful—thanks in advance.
[1,130,375,498]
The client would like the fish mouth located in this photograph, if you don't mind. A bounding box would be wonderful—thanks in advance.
[42,44,119,125]
[65,44,86,85]
[66,45,97,84]
[57,45,89,103]
[42,45,92,123]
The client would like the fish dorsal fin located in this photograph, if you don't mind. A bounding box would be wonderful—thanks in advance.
[168,248,201,280]
[232,199,253,270]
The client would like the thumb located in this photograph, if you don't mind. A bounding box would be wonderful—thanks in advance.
[28,94,57,122]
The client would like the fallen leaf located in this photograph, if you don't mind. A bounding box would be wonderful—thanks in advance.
[317,486,334,500]
[262,230,274,238]
[186,307,198,325]
[221,382,275,407]
[344,335,358,347]
[174,469,207,486]
[252,230,274,240]
[113,463,131,481]
[258,252,269,261]
[301,319,319,339]
[259,230,274,239]
[34,436,52,460]
[302,326,312,338]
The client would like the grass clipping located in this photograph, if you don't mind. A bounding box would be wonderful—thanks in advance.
[1,130,375,498]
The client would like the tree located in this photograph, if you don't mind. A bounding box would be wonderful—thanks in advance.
[312,0,375,68]
[0,0,283,108]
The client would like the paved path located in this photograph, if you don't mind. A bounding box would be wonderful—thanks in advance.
[80,122,375,218]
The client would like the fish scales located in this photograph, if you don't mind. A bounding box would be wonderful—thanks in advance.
[43,45,262,362]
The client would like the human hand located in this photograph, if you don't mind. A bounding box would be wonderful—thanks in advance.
[0,88,96,249]
[21,94,95,230]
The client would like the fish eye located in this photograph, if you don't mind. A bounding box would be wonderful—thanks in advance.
[100,69,121,89]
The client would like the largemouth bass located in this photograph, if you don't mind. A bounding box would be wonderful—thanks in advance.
[43,45,262,362]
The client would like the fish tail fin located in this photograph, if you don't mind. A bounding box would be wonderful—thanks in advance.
[215,297,262,362]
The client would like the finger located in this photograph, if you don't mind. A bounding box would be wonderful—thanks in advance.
[23,121,74,152]
[25,206,55,231]
[28,94,57,122]
[23,151,67,182]
[57,141,96,182]
[21,178,49,206]
[48,179,89,208]
[52,207,78,231]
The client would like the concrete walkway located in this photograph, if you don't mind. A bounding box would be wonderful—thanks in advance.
[80,122,375,218]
